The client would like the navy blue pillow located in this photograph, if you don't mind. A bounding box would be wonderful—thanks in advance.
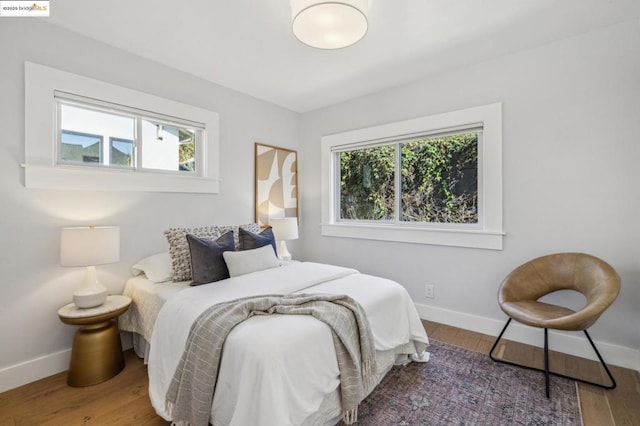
[239,227,277,255]
[186,231,235,286]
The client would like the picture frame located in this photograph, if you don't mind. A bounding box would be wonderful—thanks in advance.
[254,142,298,226]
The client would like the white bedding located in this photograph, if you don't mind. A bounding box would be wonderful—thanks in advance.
[118,275,189,344]
[123,262,429,425]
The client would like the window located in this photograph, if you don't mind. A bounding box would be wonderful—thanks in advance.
[338,130,479,225]
[56,92,204,174]
[25,62,219,193]
[139,120,197,173]
[401,132,478,223]
[321,103,503,250]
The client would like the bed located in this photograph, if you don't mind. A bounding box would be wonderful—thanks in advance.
[120,249,429,425]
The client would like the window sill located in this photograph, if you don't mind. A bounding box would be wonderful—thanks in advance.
[24,164,220,194]
[321,223,504,250]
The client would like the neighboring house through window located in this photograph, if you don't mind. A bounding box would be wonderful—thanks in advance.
[56,93,202,174]
[109,137,134,167]
[60,130,103,164]
[25,62,219,193]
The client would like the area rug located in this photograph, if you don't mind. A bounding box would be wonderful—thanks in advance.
[357,340,582,425]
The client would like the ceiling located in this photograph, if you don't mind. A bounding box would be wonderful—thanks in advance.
[46,0,639,113]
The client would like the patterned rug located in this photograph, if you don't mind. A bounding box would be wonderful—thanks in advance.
[357,340,582,425]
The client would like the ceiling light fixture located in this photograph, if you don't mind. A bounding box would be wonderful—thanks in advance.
[291,0,370,49]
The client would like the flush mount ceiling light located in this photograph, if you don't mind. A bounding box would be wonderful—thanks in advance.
[291,0,370,49]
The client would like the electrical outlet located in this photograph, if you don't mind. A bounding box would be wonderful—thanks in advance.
[425,284,435,299]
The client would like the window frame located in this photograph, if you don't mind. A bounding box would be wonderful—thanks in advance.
[25,62,220,193]
[321,103,503,250]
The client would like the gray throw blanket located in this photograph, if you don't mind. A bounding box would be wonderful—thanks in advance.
[166,293,378,426]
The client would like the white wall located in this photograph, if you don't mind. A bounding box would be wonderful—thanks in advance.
[0,20,299,390]
[1,18,638,393]
[298,21,640,367]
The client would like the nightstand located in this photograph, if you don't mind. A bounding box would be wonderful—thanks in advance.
[57,295,131,387]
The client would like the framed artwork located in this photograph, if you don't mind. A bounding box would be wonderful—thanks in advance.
[254,143,298,226]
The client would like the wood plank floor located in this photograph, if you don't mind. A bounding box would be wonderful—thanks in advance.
[1,321,638,425]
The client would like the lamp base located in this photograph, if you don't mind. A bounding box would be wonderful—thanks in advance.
[73,265,108,309]
[73,289,108,309]
[277,240,292,262]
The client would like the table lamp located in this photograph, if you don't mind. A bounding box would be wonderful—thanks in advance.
[270,217,299,261]
[60,226,120,309]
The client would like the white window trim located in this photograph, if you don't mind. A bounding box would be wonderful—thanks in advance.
[321,103,504,250]
[24,62,220,193]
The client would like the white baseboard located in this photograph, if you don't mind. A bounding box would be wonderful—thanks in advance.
[0,332,134,394]
[0,349,71,393]
[415,302,640,373]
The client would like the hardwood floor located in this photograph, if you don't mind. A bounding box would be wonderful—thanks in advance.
[0,349,167,426]
[1,321,638,425]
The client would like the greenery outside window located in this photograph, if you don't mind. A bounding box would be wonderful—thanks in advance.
[339,131,479,226]
[321,103,503,250]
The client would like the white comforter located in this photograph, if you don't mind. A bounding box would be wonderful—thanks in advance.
[148,262,429,426]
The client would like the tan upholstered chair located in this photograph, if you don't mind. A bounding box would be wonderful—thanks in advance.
[489,252,620,397]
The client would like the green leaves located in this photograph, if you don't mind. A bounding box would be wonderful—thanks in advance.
[339,133,478,224]
[340,146,395,220]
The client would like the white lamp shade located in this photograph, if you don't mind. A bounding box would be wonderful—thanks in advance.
[291,0,369,49]
[270,217,299,241]
[61,226,120,267]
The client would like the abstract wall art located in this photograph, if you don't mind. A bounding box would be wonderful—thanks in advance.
[254,143,298,226]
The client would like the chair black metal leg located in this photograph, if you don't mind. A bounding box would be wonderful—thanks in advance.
[544,328,550,398]
[583,330,617,390]
[488,319,617,396]
[489,318,512,361]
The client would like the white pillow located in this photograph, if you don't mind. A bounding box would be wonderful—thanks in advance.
[223,245,279,277]
[131,252,173,283]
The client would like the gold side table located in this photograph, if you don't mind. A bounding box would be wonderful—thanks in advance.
[58,295,131,387]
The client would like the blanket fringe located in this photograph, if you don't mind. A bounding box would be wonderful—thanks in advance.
[362,354,377,389]
[343,406,358,425]
[166,401,190,426]
[363,357,371,376]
